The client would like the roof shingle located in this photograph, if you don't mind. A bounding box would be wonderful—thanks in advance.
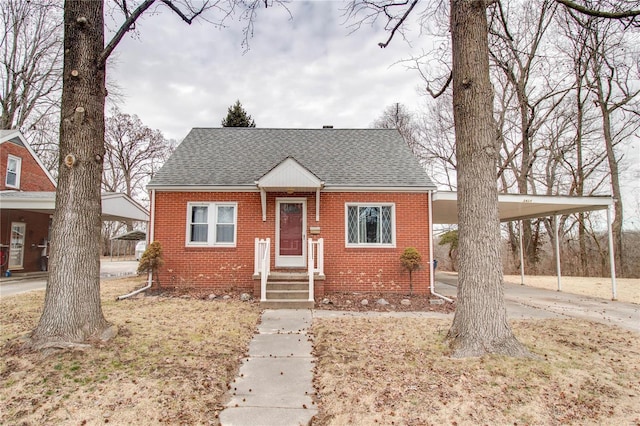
[148,128,435,189]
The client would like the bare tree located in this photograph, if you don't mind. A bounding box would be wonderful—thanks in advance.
[583,18,639,277]
[29,0,286,351]
[372,102,422,155]
[103,106,173,201]
[347,0,639,357]
[0,0,63,170]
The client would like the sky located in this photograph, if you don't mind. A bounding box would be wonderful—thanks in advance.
[106,1,639,228]
[108,1,437,141]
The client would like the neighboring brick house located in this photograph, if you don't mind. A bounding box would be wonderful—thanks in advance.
[147,128,438,306]
[0,130,56,273]
[0,130,149,275]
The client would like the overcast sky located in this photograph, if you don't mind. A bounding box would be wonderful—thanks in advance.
[106,1,639,227]
[108,1,436,141]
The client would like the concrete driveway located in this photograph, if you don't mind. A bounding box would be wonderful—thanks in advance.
[0,260,138,297]
[434,273,639,334]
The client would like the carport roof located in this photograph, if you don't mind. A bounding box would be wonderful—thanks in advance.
[432,191,614,224]
[0,191,149,222]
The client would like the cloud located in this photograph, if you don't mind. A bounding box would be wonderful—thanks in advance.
[108,1,432,140]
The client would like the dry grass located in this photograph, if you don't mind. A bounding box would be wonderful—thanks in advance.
[312,317,640,426]
[503,274,640,304]
[0,278,261,425]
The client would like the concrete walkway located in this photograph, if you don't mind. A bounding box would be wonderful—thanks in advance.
[219,309,317,426]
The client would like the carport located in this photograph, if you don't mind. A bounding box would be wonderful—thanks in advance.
[429,191,617,299]
[109,229,147,260]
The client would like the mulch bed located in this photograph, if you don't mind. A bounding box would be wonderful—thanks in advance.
[144,289,456,314]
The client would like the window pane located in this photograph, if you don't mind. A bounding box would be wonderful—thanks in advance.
[192,206,208,223]
[6,171,16,187]
[217,206,234,224]
[347,206,358,244]
[359,206,380,243]
[216,224,234,243]
[6,158,17,186]
[190,224,208,242]
[381,206,392,244]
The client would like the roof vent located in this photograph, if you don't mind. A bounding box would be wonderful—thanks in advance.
[322,125,333,129]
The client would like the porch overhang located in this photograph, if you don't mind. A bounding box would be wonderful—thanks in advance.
[255,157,324,222]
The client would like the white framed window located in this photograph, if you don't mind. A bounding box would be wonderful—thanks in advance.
[5,155,21,188]
[345,203,395,247]
[186,202,237,247]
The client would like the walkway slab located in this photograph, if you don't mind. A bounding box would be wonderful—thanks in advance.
[220,309,317,426]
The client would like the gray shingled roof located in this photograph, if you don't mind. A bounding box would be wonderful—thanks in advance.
[148,128,435,189]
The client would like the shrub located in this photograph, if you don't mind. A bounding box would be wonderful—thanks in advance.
[400,247,422,295]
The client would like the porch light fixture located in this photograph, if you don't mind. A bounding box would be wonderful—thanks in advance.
[286,188,295,194]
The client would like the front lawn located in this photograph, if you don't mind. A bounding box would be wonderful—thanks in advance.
[0,278,261,425]
[312,317,640,425]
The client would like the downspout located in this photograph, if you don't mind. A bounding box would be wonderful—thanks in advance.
[117,189,155,301]
[428,190,453,303]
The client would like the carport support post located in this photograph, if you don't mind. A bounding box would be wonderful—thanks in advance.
[554,215,562,292]
[607,205,617,300]
[519,220,525,285]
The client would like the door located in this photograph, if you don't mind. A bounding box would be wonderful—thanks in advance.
[276,199,306,267]
[8,222,26,270]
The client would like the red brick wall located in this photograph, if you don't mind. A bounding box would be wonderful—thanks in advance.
[153,191,432,295]
[0,142,55,191]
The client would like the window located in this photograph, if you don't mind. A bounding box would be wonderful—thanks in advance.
[346,203,395,247]
[5,155,21,188]
[186,202,237,246]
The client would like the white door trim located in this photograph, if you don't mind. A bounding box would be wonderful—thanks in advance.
[275,198,307,268]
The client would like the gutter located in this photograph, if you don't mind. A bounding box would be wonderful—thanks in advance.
[117,189,156,301]
[116,273,152,301]
[428,190,454,303]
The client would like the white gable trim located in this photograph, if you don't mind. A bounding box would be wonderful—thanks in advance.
[256,157,323,190]
[256,157,324,222]
[0,130,56,188]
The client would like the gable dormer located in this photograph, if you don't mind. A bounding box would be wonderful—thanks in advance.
[0,130,56,191]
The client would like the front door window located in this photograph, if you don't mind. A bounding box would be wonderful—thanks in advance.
[280,203,303,256]
[9,222,25,270]
[276,199,306,267]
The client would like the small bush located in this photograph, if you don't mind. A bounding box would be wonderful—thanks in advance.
[137,241,164,287]
[400,247,422,295]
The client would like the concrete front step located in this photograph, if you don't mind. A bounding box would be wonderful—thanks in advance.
[260,300,315,309]
[267,282,309,291]
[266,289,310,300]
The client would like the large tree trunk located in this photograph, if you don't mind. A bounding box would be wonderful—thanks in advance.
[446,0,530,358]
[30,0,112,349]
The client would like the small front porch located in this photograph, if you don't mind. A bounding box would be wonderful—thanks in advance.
[253,238,325,309]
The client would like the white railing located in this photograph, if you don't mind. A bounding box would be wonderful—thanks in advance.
[254,238,271,302]
[307,238,324,302]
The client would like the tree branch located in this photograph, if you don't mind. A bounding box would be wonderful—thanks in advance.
[160,0,209,24]
[426,71,452,98]
[555,0,640,20]
[99,0,156,68]
[378,0,418,48]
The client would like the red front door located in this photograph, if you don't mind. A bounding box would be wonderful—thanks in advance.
[276,199,306,267]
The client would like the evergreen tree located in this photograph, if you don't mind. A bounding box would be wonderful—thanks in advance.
[221,100,256,127]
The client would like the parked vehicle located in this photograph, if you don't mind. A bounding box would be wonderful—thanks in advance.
[135,241,147,260]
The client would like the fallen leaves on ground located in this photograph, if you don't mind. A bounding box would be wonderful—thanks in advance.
[0,278,261,425]
[312,317,640,425]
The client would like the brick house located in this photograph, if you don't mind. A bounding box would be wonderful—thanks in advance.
[0,130,57,273]
[147,128,438,307]
[0,130,149,275]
